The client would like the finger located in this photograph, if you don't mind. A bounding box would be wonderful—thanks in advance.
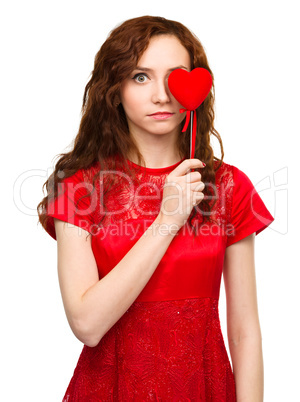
[193,192,205,205]
[185,171,202,183]
[170,159,205,177]
[191,181,205,191]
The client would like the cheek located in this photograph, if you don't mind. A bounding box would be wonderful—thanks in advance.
[121,88,143,113]
[173,97,184,110]
[177,113,187,128]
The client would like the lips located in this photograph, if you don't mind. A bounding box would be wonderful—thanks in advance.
[148,111,175,120]
[148,111,174,116]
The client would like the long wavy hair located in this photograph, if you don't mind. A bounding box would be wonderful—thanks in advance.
[37,15,224,237]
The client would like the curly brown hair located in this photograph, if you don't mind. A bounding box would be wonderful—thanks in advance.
[37,15,224,237]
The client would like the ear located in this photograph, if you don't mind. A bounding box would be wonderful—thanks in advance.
[114,95,121,107]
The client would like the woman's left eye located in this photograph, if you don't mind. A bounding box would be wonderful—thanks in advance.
[132,73,148,83]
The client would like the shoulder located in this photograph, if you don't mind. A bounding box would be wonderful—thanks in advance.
[60,162,101,187]
[214,160,252,189]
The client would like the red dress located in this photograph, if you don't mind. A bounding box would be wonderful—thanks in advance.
[45,157,274,401]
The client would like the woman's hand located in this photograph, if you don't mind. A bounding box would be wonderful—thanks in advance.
[158,158,205,229]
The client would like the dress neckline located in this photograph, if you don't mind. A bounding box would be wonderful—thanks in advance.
[126,157,186,174]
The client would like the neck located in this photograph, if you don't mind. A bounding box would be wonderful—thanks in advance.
[127,150,184,169]
[127,129,184,168]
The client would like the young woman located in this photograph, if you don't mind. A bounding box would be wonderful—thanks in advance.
[38,15,274,401]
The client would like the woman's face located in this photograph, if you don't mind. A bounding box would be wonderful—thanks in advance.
[120,35,191,139]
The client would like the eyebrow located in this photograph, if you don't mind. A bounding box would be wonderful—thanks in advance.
[134,65,189,72]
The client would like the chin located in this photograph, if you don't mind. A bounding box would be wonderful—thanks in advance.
[149,123,179,135]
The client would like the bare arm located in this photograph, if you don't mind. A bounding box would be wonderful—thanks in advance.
[223,233,264,401]
[55,215,178,347]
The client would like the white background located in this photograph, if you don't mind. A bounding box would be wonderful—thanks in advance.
[1,0,298,400]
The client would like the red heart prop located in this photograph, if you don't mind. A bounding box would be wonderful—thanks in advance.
[168,68,212,110]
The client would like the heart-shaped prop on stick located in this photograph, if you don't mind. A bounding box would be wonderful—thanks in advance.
[168,68,212,160]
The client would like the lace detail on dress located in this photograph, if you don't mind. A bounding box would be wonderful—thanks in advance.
[63,298,236,401]
[212,161,234,227]
[81,159,235,235]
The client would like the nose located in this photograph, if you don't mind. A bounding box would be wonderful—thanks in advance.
[151,79,171,104]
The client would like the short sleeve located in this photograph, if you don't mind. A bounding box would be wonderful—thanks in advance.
[45,169,96,241]
[226,165,275,247]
